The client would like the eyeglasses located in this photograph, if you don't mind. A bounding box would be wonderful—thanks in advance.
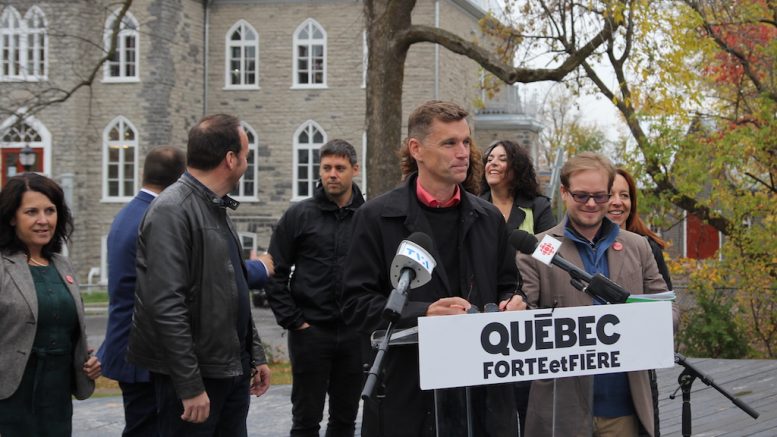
[566,190,611,204]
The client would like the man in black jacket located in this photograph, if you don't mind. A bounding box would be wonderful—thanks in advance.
[267,139,365,437]
[128,114,271,436]
[340,101,527,436]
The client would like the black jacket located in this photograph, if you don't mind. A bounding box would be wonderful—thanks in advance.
[480,189,556,234]
[128,173,266,399]
[340,174,518,436]
[267,182,365,329]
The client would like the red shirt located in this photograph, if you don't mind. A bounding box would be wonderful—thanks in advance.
[415,181,461,208]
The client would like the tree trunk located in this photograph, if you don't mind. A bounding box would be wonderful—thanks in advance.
[364,0,415,197]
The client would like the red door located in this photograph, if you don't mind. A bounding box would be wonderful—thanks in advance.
[1,147,45,186]
[686,213,720,259]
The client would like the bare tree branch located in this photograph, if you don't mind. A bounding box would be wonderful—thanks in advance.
[397,14,619,85]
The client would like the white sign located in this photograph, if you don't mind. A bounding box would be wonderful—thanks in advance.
[417,302,674,390]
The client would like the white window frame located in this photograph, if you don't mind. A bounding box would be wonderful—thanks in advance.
[238,232,257,260]
[361,131,367,197]
[292,120,326,200]
[103,9,140,83]
[0,6,48,81]
[102,116,138,202]
[361,30,367,89]
[224,20,259,90]
[230,122,259,201]
[291,18,326,89]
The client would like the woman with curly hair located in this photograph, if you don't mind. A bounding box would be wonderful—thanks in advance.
[481,140,555,234]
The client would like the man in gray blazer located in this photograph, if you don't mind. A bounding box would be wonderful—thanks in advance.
[518,152,678,437]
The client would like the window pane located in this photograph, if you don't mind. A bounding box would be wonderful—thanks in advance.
[313,130,323,143]
[109,181,119,197]
[298,27,309,39]
[298,149,308,164]
[109,146,119,161]
[244,27,256,40]
[297,45,308,57]
[299,130,309,144]
[108,163,118,178]
[124,128,135,141]
[230,29,241,41]
[312,27,323,39]
[124,181,134,196]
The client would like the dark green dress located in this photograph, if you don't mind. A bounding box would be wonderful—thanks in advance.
[0,264,78,437]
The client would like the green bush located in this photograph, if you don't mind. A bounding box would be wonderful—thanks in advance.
[678,288,750,358]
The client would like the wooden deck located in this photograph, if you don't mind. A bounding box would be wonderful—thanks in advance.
[657,357,777,436]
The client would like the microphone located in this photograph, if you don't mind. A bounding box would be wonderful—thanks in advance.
[383,232,436,322]
[509,230,630,304]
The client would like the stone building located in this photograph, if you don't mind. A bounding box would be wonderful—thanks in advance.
[0,0,542,283]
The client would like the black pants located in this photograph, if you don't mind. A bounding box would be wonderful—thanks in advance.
[288,324,363,437]
[119,381,159,437]
[151,362,250,437]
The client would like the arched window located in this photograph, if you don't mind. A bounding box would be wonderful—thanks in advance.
[1,6,46,80]
[103,116,138,201]
[292,19,326,88]
[293,121,326,199]
[230,122,259,200]
[225,20,258,88]
[104,10,139,81]
[23,6,47,78]
[0,113,52,186]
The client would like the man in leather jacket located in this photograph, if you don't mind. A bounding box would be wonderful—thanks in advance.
[267,139,365,437]
[128,114,271,436]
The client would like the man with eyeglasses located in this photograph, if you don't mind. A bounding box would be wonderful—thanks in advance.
[517,151,678,437]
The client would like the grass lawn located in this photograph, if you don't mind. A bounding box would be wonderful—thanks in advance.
[93,361,292,398]
[81,290,109,304]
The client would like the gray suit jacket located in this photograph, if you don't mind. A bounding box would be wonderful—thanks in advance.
[517,222,678,437]
[0,251,94,400]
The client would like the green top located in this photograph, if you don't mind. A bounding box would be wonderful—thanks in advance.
[29,264,77,354]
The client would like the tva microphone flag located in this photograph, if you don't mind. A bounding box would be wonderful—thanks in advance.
[389,232,436,289]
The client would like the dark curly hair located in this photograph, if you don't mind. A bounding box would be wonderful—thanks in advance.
[482,140,541,198]
[0,173,74,258]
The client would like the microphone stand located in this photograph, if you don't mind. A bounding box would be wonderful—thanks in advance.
[670,353,759,437]
[362,319,394,400]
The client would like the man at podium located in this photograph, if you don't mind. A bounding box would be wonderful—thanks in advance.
[341,100,527,436]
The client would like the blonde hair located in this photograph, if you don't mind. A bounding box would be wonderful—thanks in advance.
[560,151,615,190]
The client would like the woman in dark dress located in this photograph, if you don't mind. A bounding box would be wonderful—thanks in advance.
[0,173,101,436]
[481,140,556,434]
